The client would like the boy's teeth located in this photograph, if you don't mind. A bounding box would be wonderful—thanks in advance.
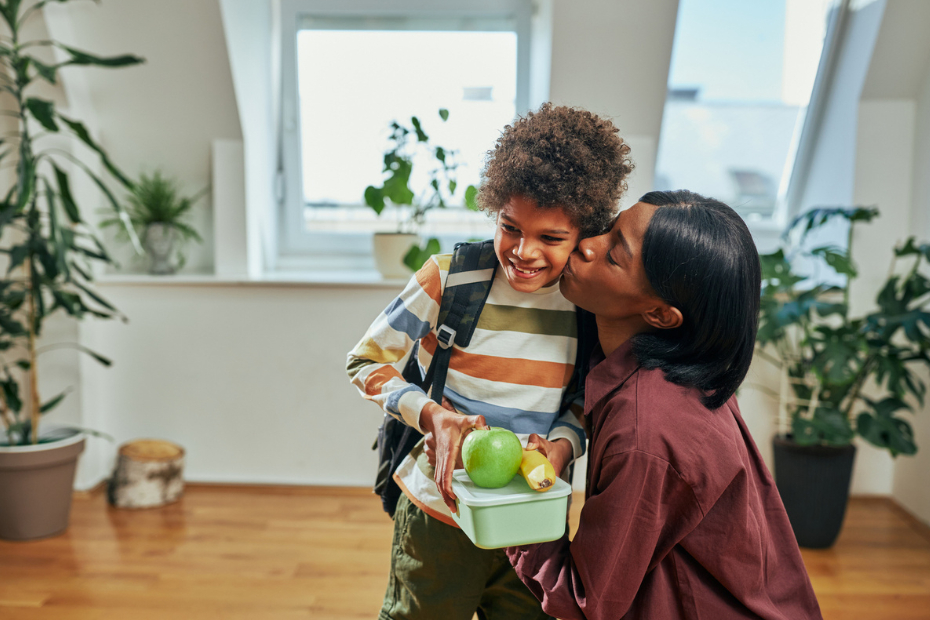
[514,265,540,274]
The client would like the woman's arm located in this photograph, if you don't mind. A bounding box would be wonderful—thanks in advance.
[506,451,703,620]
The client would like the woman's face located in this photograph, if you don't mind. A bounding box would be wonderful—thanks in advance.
[559,202,661,318]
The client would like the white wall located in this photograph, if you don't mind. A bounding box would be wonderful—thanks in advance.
[82,281,401,486]
[849,98,914,494]
[53,0,243,275]
[218,0,277,276]
[892,29,930,526]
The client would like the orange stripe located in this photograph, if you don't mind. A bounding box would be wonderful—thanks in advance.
[451,349,573,389]
[415,258,442,306]
[393,474,459,528]
[421,332,438,356]
[364,366,401,396]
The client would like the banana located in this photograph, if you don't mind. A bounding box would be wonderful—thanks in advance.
[519,449,556,492]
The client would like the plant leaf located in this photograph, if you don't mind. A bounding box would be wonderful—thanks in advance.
[364,186,385,215]
[410,116,428,142]
[52,164,81,223]
[39,391,68,414]
[57,115,134,188]
[811,245,857,277]
[402,237,441,272]
[464,185,479,211]
[58,44,144,68]
[25,97,58,131]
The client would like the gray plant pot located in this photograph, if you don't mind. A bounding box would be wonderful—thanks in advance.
[0,431,85,541]
[144,222,177,275]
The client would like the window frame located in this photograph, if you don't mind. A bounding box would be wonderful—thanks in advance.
[277,0,534,270]
[652,0,848,254]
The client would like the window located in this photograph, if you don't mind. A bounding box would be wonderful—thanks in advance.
[278,0,533,270]
[654,0,840,228]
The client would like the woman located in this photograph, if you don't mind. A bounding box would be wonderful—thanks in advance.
[508,190,822,619]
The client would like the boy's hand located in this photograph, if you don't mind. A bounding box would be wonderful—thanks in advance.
[419,402,488,514]
[525,434,573,478]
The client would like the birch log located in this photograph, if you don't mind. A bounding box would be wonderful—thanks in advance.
[107,440,185,509]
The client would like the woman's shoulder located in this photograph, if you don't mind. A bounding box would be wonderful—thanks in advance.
[616,367,747,487]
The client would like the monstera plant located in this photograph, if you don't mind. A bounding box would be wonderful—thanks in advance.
[0,0,142,540]
[756,206,930,547]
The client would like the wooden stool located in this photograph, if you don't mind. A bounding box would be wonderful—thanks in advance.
[107,439,185,509]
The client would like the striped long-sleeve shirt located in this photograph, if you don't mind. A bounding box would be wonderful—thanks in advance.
[347,253,585,525]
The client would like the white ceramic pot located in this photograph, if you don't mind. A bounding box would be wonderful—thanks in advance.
[373,232,419,279]
[144,223,176,275]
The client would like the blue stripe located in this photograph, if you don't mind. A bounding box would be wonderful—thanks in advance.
[386,384,426,416]
[442,388,558,436]
[550,421,587,456]
[384,297,431,342]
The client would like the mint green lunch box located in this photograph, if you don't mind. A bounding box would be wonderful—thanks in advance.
[451,470,573,549]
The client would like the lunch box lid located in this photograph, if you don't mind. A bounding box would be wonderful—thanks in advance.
[451,470,573,507]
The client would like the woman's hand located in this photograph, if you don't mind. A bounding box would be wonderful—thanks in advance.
[525,434,574,478]
[420,401,488,514]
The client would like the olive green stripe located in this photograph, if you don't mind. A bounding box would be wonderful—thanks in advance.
[476,304,577,338]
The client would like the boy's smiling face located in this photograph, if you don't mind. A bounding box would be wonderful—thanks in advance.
[494,195,580,293]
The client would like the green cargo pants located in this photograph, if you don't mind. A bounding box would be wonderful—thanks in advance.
[379,493,553,620]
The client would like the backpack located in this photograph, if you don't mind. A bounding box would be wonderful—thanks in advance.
[372,239,597,517]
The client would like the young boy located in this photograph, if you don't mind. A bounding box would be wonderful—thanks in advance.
[346,103,633,620]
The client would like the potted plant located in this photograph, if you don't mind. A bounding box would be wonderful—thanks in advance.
[756,206,930,548]
[0,0,142,540]
[364,108,478,278]
[100,171,208,275]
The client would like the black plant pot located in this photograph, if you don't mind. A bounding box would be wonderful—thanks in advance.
[772,437,856,549]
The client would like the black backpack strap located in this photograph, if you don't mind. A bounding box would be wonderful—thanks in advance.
[372,241,497,518]
[421,240,497,402]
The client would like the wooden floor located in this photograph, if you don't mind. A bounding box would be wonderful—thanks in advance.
[1,486,929,619]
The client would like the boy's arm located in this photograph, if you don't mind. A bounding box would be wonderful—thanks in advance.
[345,256,445,431]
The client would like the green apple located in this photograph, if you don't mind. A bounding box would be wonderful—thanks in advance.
[462,427,523,488]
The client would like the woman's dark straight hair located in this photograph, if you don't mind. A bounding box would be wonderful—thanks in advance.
[632,190,761,409]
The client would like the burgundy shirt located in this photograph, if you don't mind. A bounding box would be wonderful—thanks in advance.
[506,342,822,619]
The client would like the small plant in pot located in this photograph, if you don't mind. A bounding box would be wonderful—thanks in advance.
[364,108,478,278]
[756,206,930,548]
[0,0,142,540]
[101,171,208,275]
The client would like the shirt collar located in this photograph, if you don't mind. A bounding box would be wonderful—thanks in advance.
[584,339,640,418]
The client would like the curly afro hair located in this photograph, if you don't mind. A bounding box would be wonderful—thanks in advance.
[478,103,633,238]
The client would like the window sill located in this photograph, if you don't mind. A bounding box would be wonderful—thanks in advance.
[95,271,409,289]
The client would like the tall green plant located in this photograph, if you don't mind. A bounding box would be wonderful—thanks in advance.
[0,0,143,446]
[757,207,930,457]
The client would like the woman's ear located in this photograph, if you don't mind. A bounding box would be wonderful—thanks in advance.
[642,304,683,330]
